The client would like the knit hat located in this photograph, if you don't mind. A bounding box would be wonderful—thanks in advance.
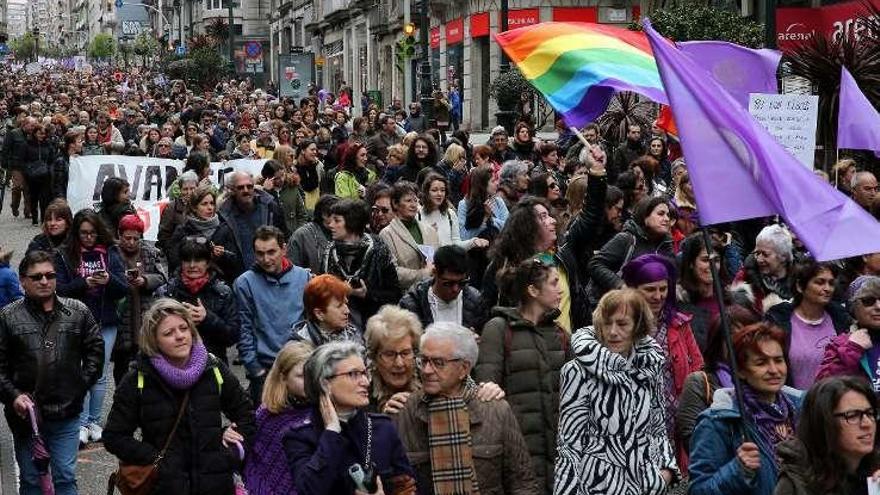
[118,213,145,234]
[848,275,880,313]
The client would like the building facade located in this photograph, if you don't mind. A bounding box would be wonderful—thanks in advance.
[6,0,27,39]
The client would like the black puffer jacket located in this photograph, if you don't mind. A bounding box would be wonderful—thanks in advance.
[588,218,674,299]
[0,296,103,426]
[167,215,244,285]
[398,278,485,331]
[156,274,239,362]
[103,354,255,495]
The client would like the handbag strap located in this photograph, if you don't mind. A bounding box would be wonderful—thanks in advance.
[155,391,190,465]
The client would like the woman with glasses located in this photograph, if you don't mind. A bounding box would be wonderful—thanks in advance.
[54,209,128,446]
[156,237,239,363]
[290,274,363,347]
[733,224,796,314]
[775,376,880,495]
[817,276,880,384]
[475,257,571,494]
[364,305,502,416]
[282,341,418,495]
[168,185,243,284]
[104,298,255,495]
[688,322,803,495]
[555,289,678,495]
[765,260,852,390]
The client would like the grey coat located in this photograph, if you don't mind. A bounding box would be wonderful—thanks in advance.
[286,222,329,273]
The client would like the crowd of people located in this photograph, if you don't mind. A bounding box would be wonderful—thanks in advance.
[1,66,880,495]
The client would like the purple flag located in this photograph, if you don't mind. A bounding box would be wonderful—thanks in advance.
[838,66,880,155]
[678,41,781,109]
[643,19,880,261]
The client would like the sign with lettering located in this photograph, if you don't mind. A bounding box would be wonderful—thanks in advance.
[748,93,819,169]
[278,53,314,98]
[68,156,267,241]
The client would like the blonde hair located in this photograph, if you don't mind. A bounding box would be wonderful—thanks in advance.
[365,305,423,405]
[274,144,295,166]
[565,175,590,215]
[262,341,314,413]
[402,131,420,148]
[386,144,407,165]
[139,298,201,357]
[592,289,655,345]
[442,143,466,164]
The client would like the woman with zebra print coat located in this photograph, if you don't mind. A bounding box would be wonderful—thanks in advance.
[554,289,679,495]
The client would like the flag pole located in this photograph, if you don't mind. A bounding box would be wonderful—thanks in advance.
[700,226,753,439]
[569,126,591,147]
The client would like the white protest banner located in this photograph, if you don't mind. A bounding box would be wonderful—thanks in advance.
[748,93,820,169]
[68,156,266,241]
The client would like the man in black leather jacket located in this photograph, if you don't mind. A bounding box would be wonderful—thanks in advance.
[0,250,104,494]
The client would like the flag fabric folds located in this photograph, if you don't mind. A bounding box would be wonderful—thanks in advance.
[678,41,781,109]
[493,22,668,128]
[837,66,880,156]
[643,19,880,261]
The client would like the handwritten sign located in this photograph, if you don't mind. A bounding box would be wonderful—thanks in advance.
[748,93,819,169]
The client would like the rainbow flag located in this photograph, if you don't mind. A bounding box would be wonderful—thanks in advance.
[495,22,668,128]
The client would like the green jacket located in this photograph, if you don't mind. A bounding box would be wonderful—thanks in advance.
[334,169,376,200]
[473,306,572,495]
[278,185,309,235]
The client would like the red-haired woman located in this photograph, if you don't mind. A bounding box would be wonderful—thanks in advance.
[290,274,363,347]
[334,142,376,200]
[688,322,804,495]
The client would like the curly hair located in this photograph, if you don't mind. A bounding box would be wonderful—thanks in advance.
[489,196,551,267]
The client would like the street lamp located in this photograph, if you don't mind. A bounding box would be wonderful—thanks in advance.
[33,27,40,61]
[418,0,433,128]
[495,0,516,131]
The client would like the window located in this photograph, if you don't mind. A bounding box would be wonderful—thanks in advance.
[207,0,226,10]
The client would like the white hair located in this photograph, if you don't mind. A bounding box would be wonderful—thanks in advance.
[755,224,793,263]
[499,160,528,185]
[852,171,876,190]
[421,322,479,367]
[179,170,199,186]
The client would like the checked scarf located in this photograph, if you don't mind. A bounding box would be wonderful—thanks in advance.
[426,382,481,495]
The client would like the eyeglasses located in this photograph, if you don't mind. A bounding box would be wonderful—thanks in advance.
[378,348,416,363]
[371,206,391,215]
[437,277,469,289]
[860,296,880,307]
[235,184,255,191]
[329,368,370,382]
[417,356,462,371]
[79,229,97,238]
[834,408,878,425]
[25,272,56,282]
[184,236,209,245]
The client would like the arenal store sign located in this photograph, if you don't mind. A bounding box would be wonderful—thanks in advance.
[776,0,880,49]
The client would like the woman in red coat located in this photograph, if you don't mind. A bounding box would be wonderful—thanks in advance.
[622,253,704,472]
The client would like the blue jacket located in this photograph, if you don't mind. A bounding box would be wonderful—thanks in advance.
[234,264,309,376]
[0,263,22,309]
[688,387,804,495]
[283,408,416,495]
[54,245,128,326]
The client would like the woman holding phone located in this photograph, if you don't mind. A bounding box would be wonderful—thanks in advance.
[54,209,128,446]
[283,342,417,495]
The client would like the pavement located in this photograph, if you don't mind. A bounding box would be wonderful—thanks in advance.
[0,189,249,495]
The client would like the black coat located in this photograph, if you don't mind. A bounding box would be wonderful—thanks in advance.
[0,297,104,425]
[321,234,401,325]
[103,355,255,495]
[399,278,486,331]
[167,216,244,285]
[156,274,239,361]
[588,218,674,299]
[26,232,65,256]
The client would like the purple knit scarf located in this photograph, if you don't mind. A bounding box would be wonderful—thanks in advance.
[150,340,208,390]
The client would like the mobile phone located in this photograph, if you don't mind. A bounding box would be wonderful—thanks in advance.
[126,268,139,278]
[93,270,108,278]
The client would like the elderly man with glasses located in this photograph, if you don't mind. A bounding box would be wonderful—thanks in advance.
[394,322,538,495]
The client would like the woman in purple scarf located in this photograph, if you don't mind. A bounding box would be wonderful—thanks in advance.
[103,298,256,495]
[688,322,804,495]
[243,341,314,495]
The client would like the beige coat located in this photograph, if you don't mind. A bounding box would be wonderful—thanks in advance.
[379,217,440,290]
